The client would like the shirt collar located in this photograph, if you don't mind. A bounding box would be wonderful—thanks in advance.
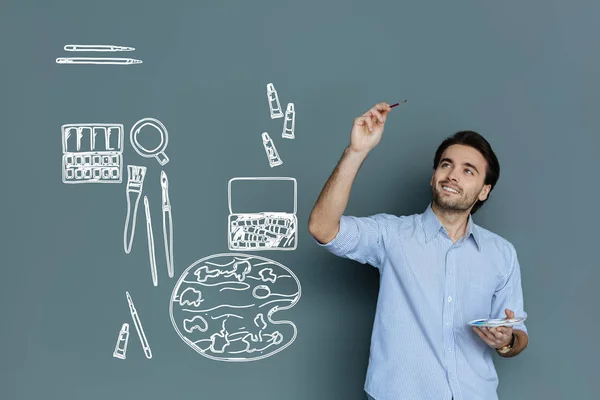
[422,202,481,251]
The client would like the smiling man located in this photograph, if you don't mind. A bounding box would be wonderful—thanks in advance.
[308,102,529,400]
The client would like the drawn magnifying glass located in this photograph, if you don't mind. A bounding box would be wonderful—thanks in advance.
[130,118,170,166]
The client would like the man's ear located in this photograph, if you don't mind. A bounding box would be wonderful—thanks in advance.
[479,184,491,201]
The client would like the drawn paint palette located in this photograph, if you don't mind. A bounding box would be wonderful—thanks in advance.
[169,253,301,362]
[468,317,526,327]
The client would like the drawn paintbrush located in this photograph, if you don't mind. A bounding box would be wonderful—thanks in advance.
[123,165,147,254]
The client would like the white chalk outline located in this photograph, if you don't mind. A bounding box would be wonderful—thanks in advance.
[261,132,283,168]
[56,57,142,65]
[281,103,295,139]
[144,196,158,287]
[61,123,123,184]
[130,118,170,166]
[169,253,301,362]
[161,171,174,278]
[64,44,135,52]
[123,165,147,254]
[227,177,297,251]
[112,323,130,360]
[266,83,284,119]
[126,291,152,359]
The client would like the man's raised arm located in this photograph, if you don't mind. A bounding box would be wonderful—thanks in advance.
[308,102,393,244]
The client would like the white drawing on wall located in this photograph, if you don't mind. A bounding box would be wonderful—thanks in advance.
[266,83,283,119]
[130,118,170,166]
[126,291,152,359]
[281,103,296,139]
[56,43,142,65]
[261,132,283,167]
[161,171,174,278]
[56,58,142,65]
[113,323,130,359]
[169,253,301,362]
[144,196,158,287]
[123,165,147,254]
[61,123,123,184]
[227,177,297,251]
[64,44,135,52]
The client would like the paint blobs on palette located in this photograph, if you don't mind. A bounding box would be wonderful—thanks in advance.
[169,253,301,362]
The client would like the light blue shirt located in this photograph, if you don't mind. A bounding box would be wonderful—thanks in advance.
[313,202,528,400]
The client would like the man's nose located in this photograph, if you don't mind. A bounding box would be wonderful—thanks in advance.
[446,169,459,182]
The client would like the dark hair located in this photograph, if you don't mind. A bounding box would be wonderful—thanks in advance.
[432,130,500,215]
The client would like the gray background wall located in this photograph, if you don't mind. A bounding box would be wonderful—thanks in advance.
[1,0,598,399]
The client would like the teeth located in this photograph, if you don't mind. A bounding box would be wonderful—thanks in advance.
[443,186,458,194]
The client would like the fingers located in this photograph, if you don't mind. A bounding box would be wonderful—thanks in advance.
[364,109,385,124]
[505,309,515,318]
[365,102,392,120]
[355,112,378,132]
[374,101,392,114]
[488,327,504,340]
[354,102,394,132]
[472,326,512,348]
[496,326,513,340]
[472,327,495,347]
[354,116,374,131]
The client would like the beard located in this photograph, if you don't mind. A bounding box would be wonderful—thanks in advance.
[431,183,480,213]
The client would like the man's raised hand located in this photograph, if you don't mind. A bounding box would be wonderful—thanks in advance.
[349,102,393,154]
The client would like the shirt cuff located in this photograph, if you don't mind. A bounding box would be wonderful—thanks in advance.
[311,215,358,257]
[512,322,528,336]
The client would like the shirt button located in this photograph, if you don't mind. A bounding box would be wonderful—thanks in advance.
[447,347,451,352]
[448,296,453,302]
[449,372,454,378]
[446,322,451,326]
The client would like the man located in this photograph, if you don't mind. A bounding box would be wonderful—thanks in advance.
[308,102,529,400]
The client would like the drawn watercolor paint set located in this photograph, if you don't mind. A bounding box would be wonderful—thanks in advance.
[227,177,298,251]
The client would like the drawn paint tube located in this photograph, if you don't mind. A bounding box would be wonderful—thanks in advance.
[113,323,130,360]
[261,132,283,167]
[267,83,284,119]
[265,225,290,235]
[106,126,122,151]
[91,126,106,151]
[76,126,93,152]
[282,103,295,139]
[245,227,278,238]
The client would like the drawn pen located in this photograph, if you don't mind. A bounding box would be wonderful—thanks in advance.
[64,45,135,52]
[144,196,158,287]
[390,100,408,108]
[55,57,143,65]
[126,291,152,359]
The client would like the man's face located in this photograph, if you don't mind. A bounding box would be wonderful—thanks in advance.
[430,144,491,213]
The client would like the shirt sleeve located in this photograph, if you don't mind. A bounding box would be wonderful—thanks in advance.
[491,242,528,335]
[311,213,394,270]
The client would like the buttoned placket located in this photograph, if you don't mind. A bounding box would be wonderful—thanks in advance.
[444,236,463,398]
